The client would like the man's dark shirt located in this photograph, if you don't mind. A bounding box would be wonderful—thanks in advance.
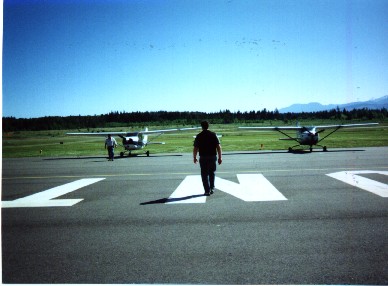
[194,130,220,156]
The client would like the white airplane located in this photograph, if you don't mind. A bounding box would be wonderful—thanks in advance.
[67,127,199,157]
[239,123,379,152]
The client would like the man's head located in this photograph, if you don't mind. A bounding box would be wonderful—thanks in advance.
[201,121,209,130]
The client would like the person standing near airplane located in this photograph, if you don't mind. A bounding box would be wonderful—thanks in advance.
[105,134,117,161]
[193,121,222,196]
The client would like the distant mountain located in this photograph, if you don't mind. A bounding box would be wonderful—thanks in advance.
[279,95,388,113]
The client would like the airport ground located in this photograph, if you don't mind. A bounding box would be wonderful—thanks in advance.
[3,122,388,158]
[2,147,388,284]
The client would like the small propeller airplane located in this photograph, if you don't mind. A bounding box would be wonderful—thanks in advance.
[239,122,379,152]
[67,127,199,157]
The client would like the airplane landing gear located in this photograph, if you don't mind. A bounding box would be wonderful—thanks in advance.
[120,151,132,157]
[316,144,328,152]
[288,144,302,152]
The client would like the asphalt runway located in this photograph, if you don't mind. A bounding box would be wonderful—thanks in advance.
[2,147,388,284]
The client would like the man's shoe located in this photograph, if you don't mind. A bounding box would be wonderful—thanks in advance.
[210,189,214,195]
[204,192,210,196]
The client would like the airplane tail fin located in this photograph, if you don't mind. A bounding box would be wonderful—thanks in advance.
[143,128,148,144]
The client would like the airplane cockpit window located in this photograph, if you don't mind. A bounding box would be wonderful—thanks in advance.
[123,138,135,144]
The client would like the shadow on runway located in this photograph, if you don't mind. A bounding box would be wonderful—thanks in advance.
[43,156,107,161]
[43,153,183,161]
[140,194,204,205]
[130,154,183,158]
[320,149,366,153]
[224,149,366,155]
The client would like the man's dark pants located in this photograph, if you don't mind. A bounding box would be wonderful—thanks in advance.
[107,146,114,159]
[199,155,217,193]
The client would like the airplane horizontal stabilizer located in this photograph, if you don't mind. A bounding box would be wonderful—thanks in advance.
[279,138,297,141]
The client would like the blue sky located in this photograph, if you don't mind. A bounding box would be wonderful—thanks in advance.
[3,0,387,118]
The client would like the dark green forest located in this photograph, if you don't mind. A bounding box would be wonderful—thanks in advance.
[3,108,388,132]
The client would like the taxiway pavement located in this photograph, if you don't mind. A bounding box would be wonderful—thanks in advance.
[2,147,388,284]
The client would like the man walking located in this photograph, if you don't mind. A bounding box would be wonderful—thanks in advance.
[193,121,222,196]
[105,134,117,161]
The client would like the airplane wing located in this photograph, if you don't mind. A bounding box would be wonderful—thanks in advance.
[239,126,301,131]
[67,127,200,136]
[67,131,128,136]
[313,123,379,129]
[239,123,378,131]
[139,127,200,135]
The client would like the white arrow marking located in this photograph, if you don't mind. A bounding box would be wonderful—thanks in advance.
[1,178,105,208]
[167,175,207,204]
[167,174,287,204]
[327,171,388,197]
[215,174,287,201]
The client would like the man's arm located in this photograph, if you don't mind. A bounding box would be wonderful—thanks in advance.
[193,146,199,164]
[216,144,222,165]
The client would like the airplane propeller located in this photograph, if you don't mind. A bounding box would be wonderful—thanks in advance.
[301,127,325,136]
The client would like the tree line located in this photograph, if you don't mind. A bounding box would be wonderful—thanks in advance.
[3,108,387,132]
